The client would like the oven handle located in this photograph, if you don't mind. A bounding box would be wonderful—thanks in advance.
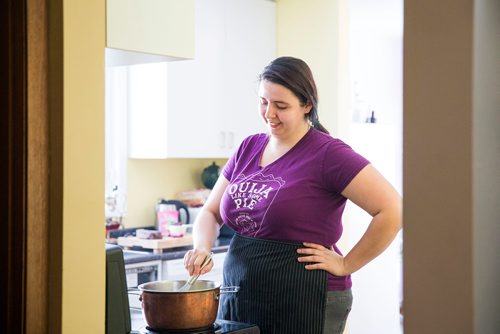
[128,287,140,294]
[127,287,143,311]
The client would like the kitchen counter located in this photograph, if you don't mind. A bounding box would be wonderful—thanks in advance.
[106,225,234,270]
[114,236,232,265]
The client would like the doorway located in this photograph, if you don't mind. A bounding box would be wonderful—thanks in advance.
[343,1,403,333]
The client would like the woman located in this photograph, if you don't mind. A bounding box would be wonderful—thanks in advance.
[184,56,402,334]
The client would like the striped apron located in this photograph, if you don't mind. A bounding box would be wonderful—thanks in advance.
[217,233,327,334]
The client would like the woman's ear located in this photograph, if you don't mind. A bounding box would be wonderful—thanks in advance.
[304,104,312,114]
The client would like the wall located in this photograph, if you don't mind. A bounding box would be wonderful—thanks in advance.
[127,158,227,227]
[62,0,105,333]
[404,0,500,333]
[404,1,473,331]
[276,0,349,138]
[346,125,402,334]
[473,0,500,332]
[345,1,403,333]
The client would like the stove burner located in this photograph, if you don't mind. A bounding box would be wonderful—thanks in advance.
[139,323,221,334]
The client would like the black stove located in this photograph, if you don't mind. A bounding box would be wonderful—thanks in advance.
[139,323,220,334]
[137,319,259,334]
[130,307,259,334]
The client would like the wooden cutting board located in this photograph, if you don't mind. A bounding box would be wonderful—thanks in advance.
[117,233,193,254]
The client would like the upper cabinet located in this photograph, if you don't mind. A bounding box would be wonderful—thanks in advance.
[128,0,276,158]
[106,0,195,60]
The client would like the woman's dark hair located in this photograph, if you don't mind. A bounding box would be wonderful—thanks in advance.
[258,56,329,134]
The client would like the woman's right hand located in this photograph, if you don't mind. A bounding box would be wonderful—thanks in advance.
[183,248,214,276]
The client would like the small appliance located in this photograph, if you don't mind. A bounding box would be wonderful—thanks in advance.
[156,199,190,225]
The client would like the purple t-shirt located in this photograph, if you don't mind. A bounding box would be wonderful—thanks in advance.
[220,128,370,290]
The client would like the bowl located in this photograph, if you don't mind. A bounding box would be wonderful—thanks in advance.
[167,224,188,238]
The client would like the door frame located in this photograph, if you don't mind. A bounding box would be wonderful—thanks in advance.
[1,0,63,332]
[1,0,29,331]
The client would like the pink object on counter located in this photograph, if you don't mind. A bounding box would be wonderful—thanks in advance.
[157,208,179,237]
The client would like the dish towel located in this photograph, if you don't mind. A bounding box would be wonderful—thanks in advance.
[218,233,327,334]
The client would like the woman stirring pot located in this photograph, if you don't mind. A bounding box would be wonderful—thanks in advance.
[183,56,402,334]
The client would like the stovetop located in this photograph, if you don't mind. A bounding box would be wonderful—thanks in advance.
[135,319,259,334]
[130,306,259,334]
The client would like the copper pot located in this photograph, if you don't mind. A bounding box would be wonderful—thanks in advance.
[138,280,238,331]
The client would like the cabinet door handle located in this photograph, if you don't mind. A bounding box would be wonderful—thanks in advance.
[227,131,234,149]
[219,131,226,149]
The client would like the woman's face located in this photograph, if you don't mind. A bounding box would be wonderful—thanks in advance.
[258,80,311,140]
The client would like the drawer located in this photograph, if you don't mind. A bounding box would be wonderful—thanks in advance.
[125,260,162,288]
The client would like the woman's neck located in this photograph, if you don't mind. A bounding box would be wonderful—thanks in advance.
[269,122,311,149]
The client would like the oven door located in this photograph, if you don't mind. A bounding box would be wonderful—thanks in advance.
[125,259,162,318]
[125,260,161,288]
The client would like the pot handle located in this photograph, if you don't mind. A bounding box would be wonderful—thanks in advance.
[128,287,140,294]
[127,287,143,308]
[220,286,240,293]
[128,287,142,299]
[215,286,240,301]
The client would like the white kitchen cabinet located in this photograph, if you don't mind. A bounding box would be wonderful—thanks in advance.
[106,0,195,60]
[128,62,169,158]
[220,0,275,153]
[161,0,227,158]
[128,0,275,158]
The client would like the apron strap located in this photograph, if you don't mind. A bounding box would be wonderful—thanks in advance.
[218,233,327,334]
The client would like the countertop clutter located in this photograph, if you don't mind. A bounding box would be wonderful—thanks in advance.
[120,237,231,265]
[107,226,233,265]
[118,233,194,254]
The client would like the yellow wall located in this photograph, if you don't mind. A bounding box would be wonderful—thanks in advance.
[276,0,350,138]
[127,158,227,227]
[63,0,105,332]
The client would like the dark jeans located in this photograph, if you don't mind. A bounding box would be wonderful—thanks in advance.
[323,289,353,334]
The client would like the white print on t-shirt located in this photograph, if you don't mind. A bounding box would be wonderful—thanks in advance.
[228,183,272,209]
[228,172,285,236]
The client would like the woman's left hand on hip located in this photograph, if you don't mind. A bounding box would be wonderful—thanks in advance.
[297,242,348,276]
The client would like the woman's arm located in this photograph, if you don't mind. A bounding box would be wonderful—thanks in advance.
[297,164,402,276]
[184,175,230,276]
